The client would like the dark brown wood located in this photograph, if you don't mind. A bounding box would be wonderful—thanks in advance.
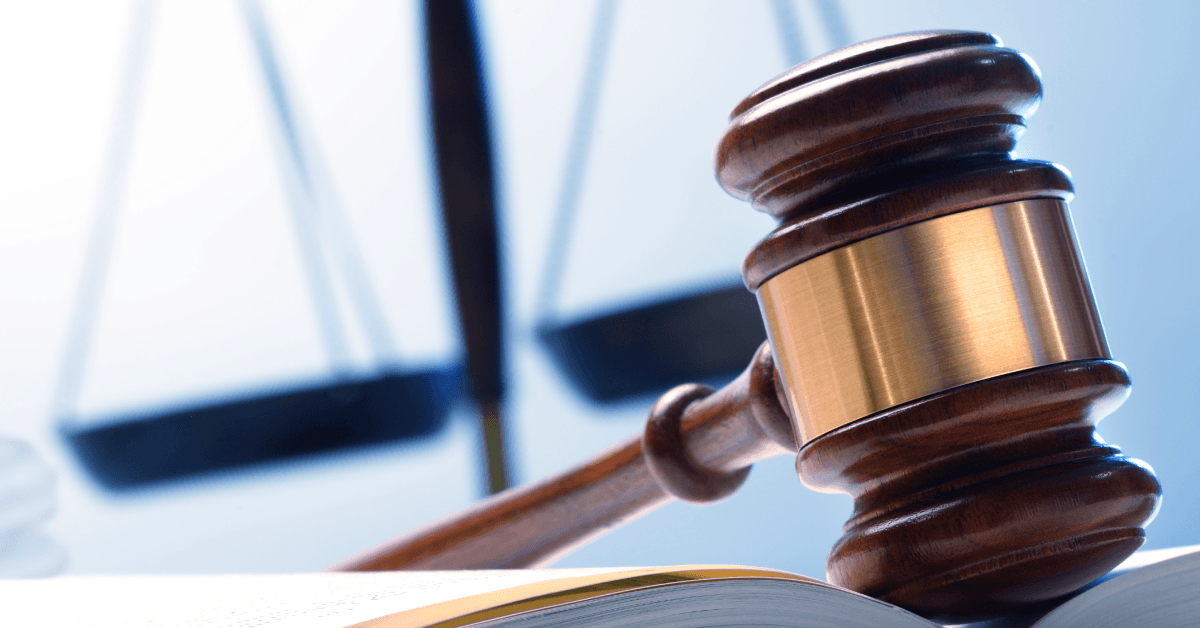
[719,31,1076,290]
[722,30,1160,622]
[799,360,1159,622]
[335,343,794,571]
[740,159,1073,289]
[339,29,1162,624]
[717,31,1040,220]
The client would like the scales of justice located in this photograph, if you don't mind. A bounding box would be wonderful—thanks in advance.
[331,30,1161,623]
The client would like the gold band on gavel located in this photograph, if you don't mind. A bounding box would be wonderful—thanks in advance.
[758,199,1110,446]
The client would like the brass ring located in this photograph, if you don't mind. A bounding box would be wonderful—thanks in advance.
[759,199,1110,445]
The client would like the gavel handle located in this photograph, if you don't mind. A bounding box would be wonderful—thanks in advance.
[333,343,797,571]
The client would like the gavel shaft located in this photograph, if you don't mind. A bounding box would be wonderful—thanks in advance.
[335,343,794,571]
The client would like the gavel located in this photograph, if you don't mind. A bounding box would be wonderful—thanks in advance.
[337,31,1161,623]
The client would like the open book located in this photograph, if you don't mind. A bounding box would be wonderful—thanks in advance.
[2,547,1196,627]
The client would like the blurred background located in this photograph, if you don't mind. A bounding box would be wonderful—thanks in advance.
[0,0,1197,579]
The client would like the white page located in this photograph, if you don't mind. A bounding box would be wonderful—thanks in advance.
[1032,547,1200,628]
[0,568,641,628]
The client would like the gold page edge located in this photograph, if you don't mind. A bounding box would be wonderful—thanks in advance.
[347,567,824,628]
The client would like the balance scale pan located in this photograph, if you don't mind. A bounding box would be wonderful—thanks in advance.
[538,283,766,403]
[61,366,461,489]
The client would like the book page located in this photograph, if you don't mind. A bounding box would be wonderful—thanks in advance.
[1031,546,1200,628]
[1112,544,1200,572]
[0,566,818,628]
[951,546,1200,628]
[358,567,823,628]
[0,569,629,628]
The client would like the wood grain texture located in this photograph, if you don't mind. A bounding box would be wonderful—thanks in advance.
[337,29,1162,623]
[335,344,794,571]
[798,360,1160,622]
[717,31,1041,219]
[719,30,1161,621]
[741,159,1073,290]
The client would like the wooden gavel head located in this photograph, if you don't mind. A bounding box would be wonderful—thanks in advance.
[717,31,1161,622]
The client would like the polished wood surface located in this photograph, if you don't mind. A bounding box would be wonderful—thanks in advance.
[728,30,1159,621]
[341,29,1161,622]
[801,360,1159,621]
[717,31,1039,220]
[335,343,794,571]
[741,159,1073,290]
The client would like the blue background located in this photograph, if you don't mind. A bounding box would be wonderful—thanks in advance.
[0,0,1195,579]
